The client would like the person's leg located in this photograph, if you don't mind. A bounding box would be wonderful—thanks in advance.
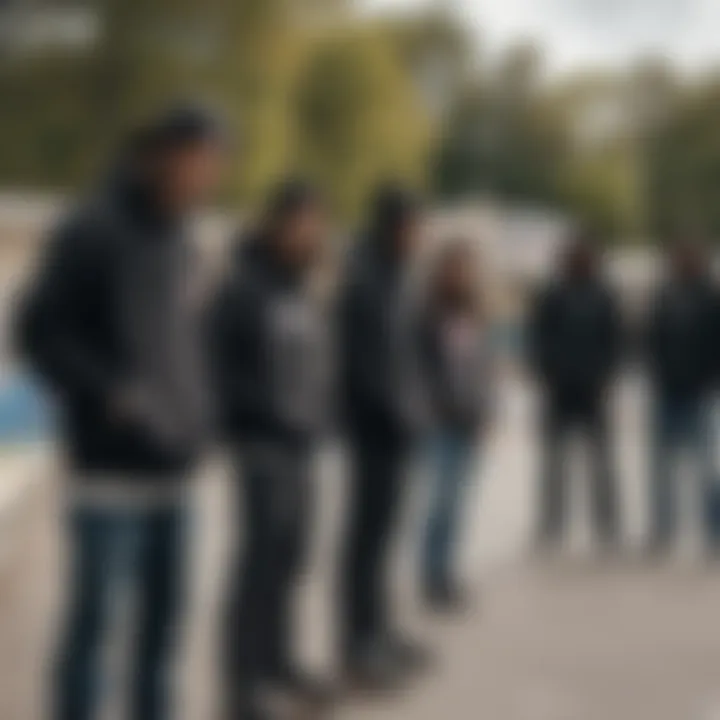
[264,445,312,680]
[54,506,126,720]
[686,399,719,552]
[341,438,404,659]
[538,400,567,547]
[648,397,679,552]
[422,430,475,594]
[223,446,277,714]
[130,502,188,720]
[586,404,620,547]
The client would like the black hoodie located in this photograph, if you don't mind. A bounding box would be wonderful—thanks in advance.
[527,275,623,403]
[336,232,427,444]
[16,171,210,478]
[209,234,328,445]
[645,276,720,400]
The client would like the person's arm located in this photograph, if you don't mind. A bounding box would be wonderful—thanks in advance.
[604,289,625,377]
[337,274,395,420]
[708,287,720,386]
[207,275,270,429]
[16,216,117,401]
[526,285,553,381]
[415,306,444,421]
[643,289,664,373]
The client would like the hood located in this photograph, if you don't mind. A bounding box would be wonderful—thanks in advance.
[234,230,304,289]
[364,184,420,268]
[105,161,179,234]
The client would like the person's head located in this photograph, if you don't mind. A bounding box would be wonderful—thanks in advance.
[431,238,481,315]
[265,178,327,272]
[370,183,423,262]
[667,235,707,281]
[128,103,225,213]
[562,228,601,281]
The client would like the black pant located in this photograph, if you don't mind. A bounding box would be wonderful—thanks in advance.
[539,396,618,544]
[223,441,311,704]
[340,436,407,655]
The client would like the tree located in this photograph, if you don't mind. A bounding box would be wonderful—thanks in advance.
[294,29,431,219]
[433,43,570,206]
[382,9,473,121]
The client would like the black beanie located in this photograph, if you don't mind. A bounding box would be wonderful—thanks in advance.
[266,177,322,222]
[370,183,421,235]
[131,102,226,156]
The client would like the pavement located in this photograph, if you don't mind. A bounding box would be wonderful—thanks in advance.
[2,377,720,720]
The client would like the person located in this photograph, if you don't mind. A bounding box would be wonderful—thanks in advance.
[527,230,623,551]
[418,240,493,611]
[337,184,431,690]
[644,237,720,556]
[16,104,225,720]
[209,180,331,720]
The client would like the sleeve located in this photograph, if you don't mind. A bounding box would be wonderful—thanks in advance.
[337,273,396,423]
[15,216,118,401]
[415,308,444,419]
[525,285,554,381]
[709,288,720,385]
[643,289,664,370]
[207,276,270,430]
[604,289,624,375]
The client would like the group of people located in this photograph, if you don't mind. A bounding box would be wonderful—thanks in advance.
[17,103,720,720]
[528,233,720,555]
[17,106,491,720]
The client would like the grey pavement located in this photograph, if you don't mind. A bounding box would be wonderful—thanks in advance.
[2,376,720,720]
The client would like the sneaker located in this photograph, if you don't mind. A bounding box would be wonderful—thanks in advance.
[378,632,435,675]
[344,640,408,694]
[424,578,473,614]
[266,663,337,709]
[224,692,279,720]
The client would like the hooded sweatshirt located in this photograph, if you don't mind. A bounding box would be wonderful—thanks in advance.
[209,234,328,445]
[17,170,210,479]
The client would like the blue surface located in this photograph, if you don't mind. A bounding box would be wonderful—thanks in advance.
[0,374,51,443]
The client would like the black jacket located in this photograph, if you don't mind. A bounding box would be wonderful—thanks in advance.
[16,173,209,477]
[528,276,623,402]
[419,306,491,434]
[209,235,327,445]
[337,236,426,444]
[645,277,720,400]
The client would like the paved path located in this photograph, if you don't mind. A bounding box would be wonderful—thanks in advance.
[3,377,720,720]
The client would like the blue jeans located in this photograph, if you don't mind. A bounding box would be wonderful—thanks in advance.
[422,431,477,588]
[650,396,716,548]
[54,501,187,720]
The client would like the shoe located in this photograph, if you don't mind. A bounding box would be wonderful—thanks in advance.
[225,694,278,720]
[266,663,337,709]
[344,640,408,694]
[424,578,473,614]
[644,536,672,560]
[235,707,276,720]
[378,631,435,675]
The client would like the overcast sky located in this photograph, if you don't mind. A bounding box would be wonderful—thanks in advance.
[362,0,720,73]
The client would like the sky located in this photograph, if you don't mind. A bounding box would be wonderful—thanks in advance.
[362,0,720,74]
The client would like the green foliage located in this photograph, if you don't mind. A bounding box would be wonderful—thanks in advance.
[0,55,98,189]
[2,2,720,243]
[645,77,720,241]
[294,29,430,219]
[434,45,571,208]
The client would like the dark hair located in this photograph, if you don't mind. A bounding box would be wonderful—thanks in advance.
[128,102,225,159]
[370,182,421,235]
[265,177,322,223]
[430,238,483,318]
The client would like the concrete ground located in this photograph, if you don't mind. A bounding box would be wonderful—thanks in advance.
[2,376,720,720]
